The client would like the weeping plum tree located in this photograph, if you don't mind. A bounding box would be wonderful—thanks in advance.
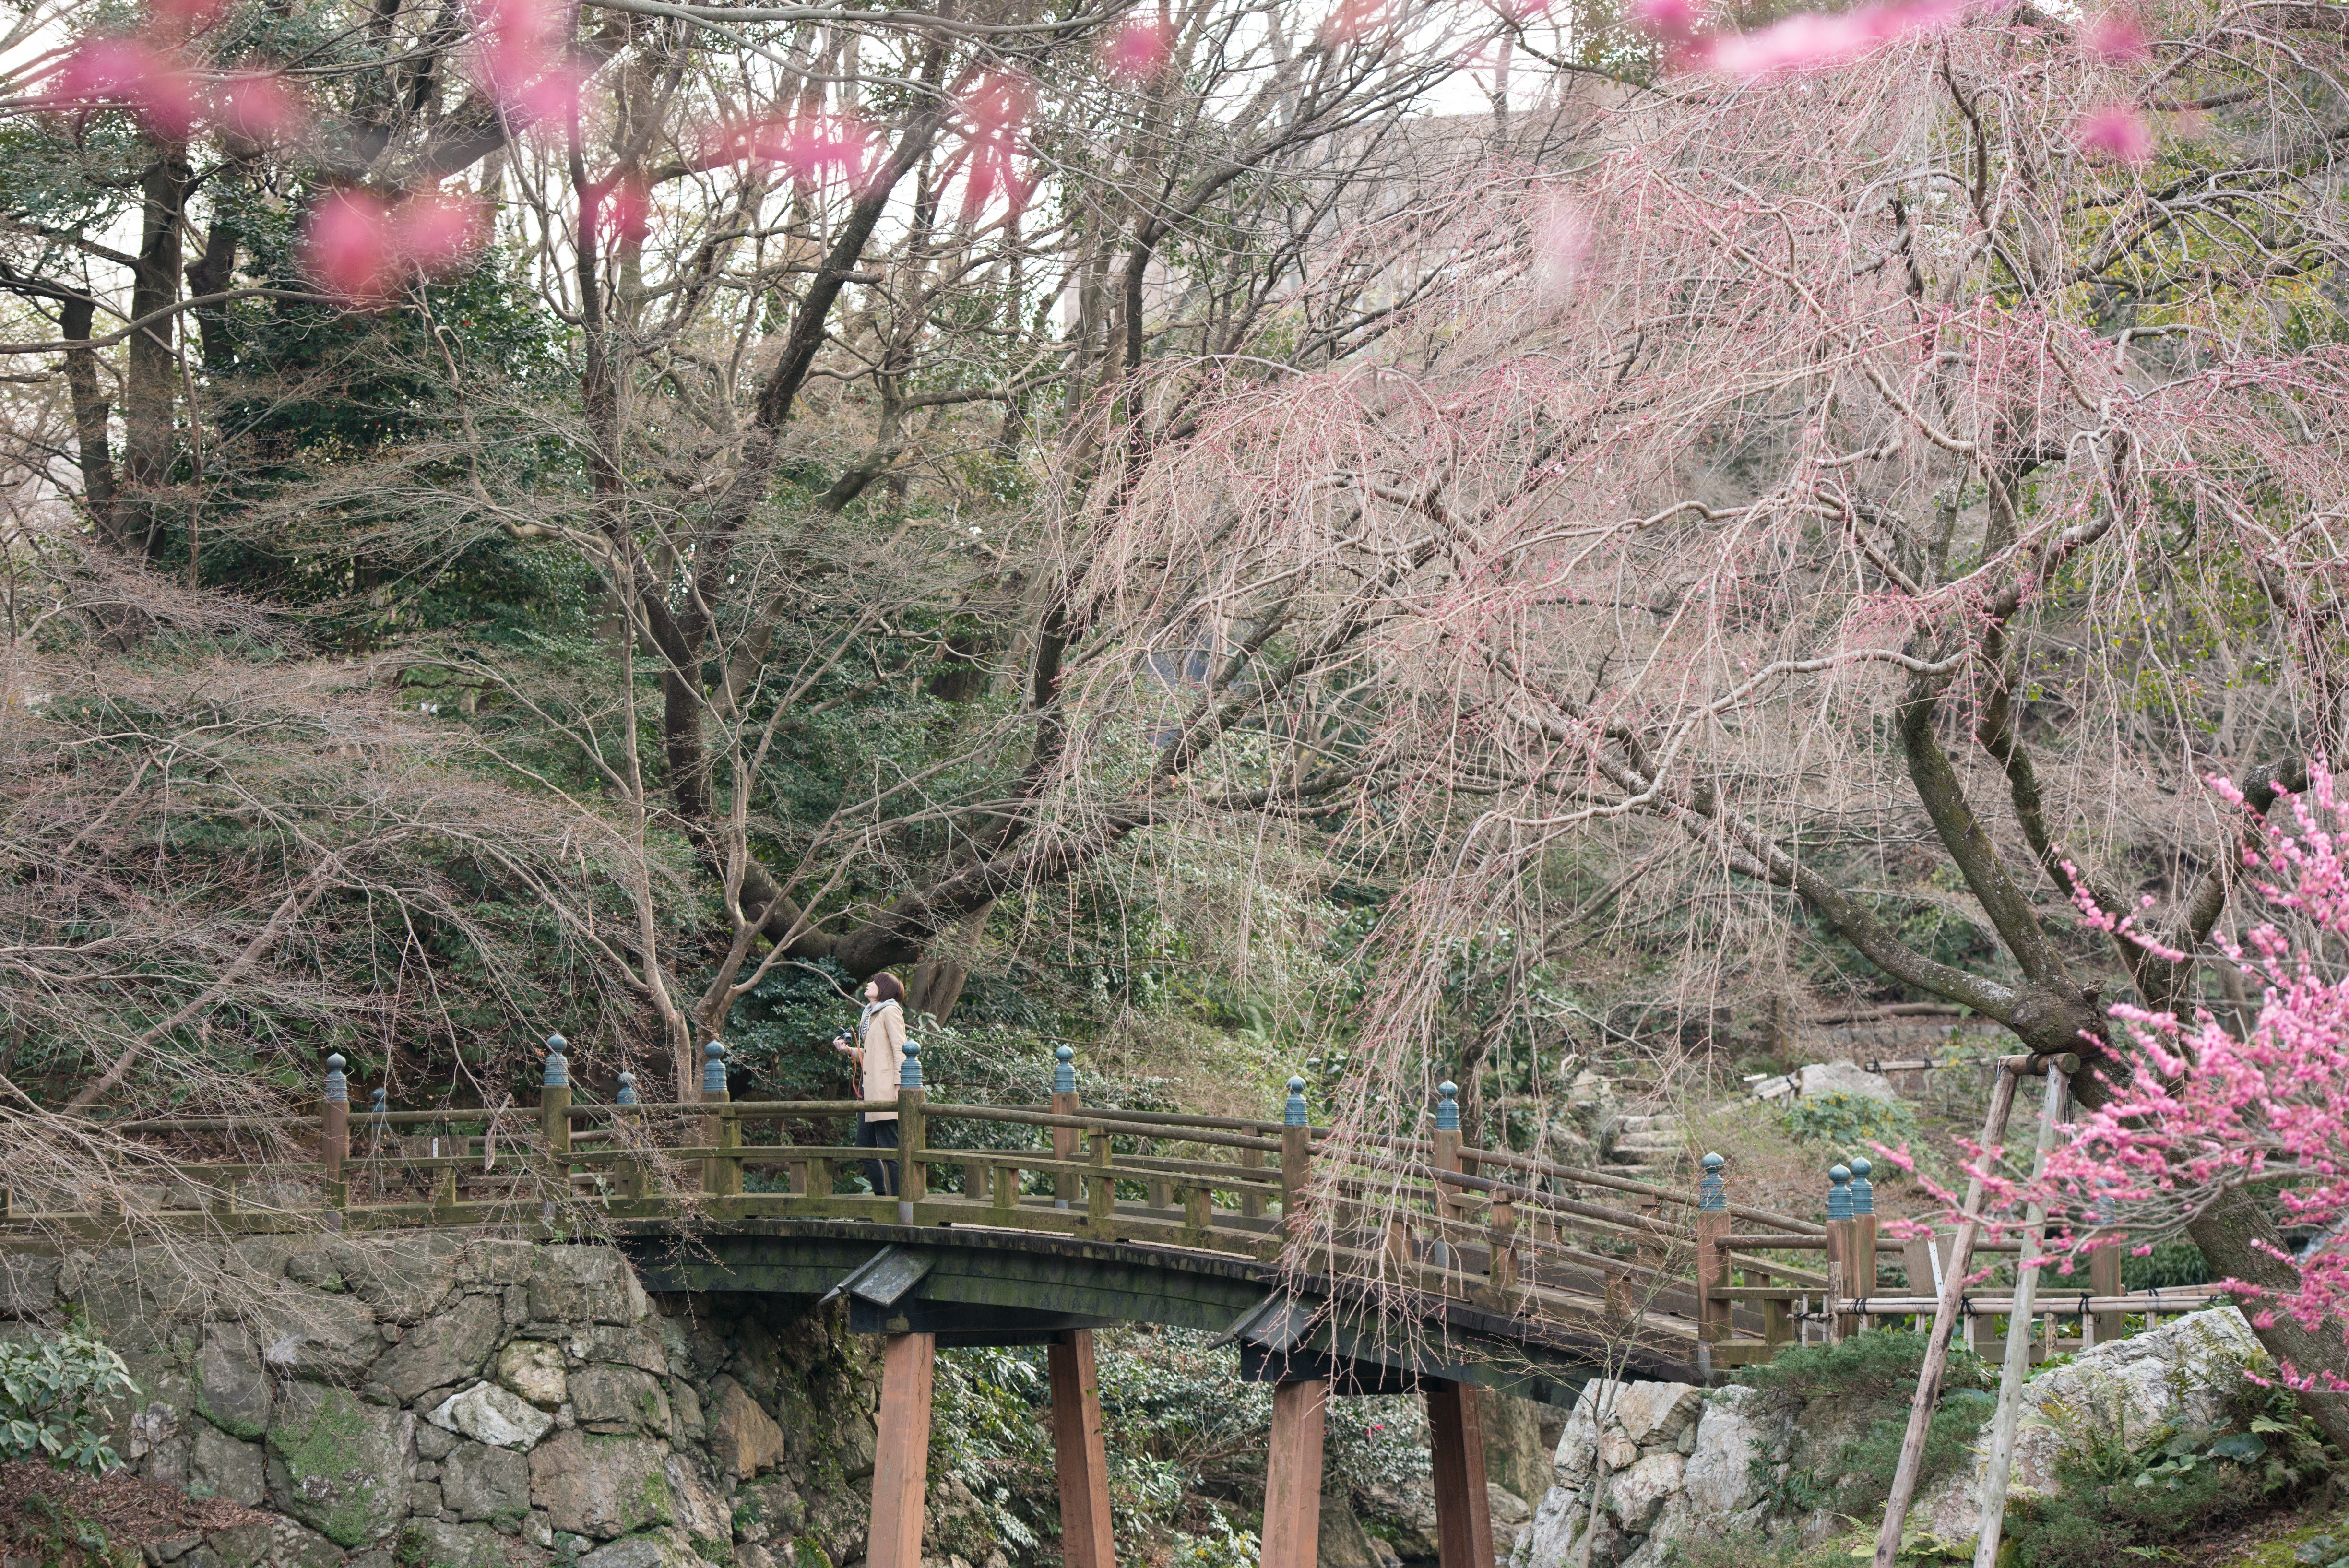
[1036,0,2349,1413]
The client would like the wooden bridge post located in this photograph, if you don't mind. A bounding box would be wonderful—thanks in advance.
[1260,1378,1328,1568]
[2088,1219,2122,1345]
[702,1042,741,1198]
[1426,1081,1459,1270]
[1048,1330,1116,1568]
[1824,1163,1853,1343]
[1280,1076,1312,1242]
[1695,1152,1730,1349]
[1427,1379,1495,1568]
[541,1033,572,1158]
[1849,1158,1879,1332]
[868,1331,937,1568]
[899,1040,926,1225]
[615,1073,648,1201]
[320,1054,349,1212]
[1052,1045,1079,1210]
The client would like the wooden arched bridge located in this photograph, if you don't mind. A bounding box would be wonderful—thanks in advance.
[2,1038,2228,1568]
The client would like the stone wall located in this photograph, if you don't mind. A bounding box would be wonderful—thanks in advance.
[0,1237,903,1568]
[1507,1308,2265,1568]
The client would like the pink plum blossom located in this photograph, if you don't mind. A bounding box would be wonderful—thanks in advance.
[58,38,202,137]
[2076,102,2154,163]
[211,72,308,144]
[302,190,490,301]
[1103,18,1170,78]
[2084,10,2150,61]
[1700,0,1960,78]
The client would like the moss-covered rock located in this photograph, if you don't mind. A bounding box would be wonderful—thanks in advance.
[265,1379,415,1547]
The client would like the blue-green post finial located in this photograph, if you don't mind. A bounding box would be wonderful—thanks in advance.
[901,1038,924,1090]
[1053,1044,1076,1095]
[1284,1076,1309,1127]
[1848,1156,1874,1215]
[616,1072,637,1107]
[368,1087,387,1116]
[1827,1163,1852,1221]
[1435,1081,1459,1132]
[702,1040,727,1096]
[543,1033,569,1090]
[1698,1151,1726,1212]
[324,1054,348,1104]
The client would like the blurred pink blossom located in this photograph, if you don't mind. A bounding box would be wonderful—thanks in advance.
[304,191,398,299]
[600,179,652,242]
[396,193,489,273]
[303,190,490,301]
[1701,0,1959,77]
[1103,18,1170,78]
[2076,102,2154,163]
[1531,196,1593,295]
[1631,0,1700,39]
[742,113,872,185]
[211,72,308,144]
[2084,9,2149,60]
[469,0,577,122]
[960,73,1036,219]
[59,38,202,137]
[1319,0,1387,43]
[150,0,230,36]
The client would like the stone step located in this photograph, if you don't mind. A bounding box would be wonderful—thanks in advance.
[1615,1113,1679,1132]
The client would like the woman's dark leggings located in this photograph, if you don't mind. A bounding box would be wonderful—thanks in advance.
[854,1116,900,1197]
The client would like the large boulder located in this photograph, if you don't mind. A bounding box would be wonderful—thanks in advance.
[430,1380,556,1449]
[190,1420,267,1506]
[1917,1306,2262,1539]
[572,1362,673,1434]
[498,1339,570,1408]
[1797,1061,1898,1101]
[400,1519,523,1568]
[1604,1452,1685,1534]
[1608,1384,1704,1450]
[196,1321,272,1438]
[529,1429,676,1539]
[375,1291,505,1401]
[444,1439,534,1524]
[264,1380,414,1548]
[1679,1387,1776,1519]
[708,1375,789,1479]
[528,1247,650,1326]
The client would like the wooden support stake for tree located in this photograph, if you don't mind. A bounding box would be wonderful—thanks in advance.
[1262,1378,1329,1568]
[1868,1056,2034,1568]
[1974,1066,2069,1568]
[868,1331,937,1568]
[1242,1146,1266,1220]
[1428,1379,1495,1568]
[2089,1237,2122,1345]
[1049,1330,1116,1568]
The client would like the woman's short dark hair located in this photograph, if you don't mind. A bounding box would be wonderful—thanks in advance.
[872,973,906,1004]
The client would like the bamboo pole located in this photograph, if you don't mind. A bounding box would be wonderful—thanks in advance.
[1868,1057,2029,1568]
[1975,1066,2068,1568]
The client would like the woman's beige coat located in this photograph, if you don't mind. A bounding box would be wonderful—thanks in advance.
[855,1000,908,1121]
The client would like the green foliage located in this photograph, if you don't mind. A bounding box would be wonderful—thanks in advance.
[0,1327,134,1474]
[1738,1331,1994,1522]
[1780,1092,1920,1159]
[2121,1241,2210,1291]
[1737,1328,1991,1405]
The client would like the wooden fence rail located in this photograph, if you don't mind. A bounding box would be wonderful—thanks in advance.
[0,1037,2215,1378]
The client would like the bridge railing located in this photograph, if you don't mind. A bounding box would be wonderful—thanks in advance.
[2,1039,2218,1375]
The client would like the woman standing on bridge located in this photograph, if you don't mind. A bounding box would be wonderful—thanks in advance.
[834,974,909,1197]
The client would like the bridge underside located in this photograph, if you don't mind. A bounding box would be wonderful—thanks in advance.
[620,1218,1702,1405]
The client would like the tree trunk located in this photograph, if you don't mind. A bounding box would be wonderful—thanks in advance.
[59,295,121,548]
[123,148,190,497]
[2182,1186,2349,1453]
[184,217,239,369]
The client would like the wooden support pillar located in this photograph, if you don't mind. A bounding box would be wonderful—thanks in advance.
[1049,1330,1116,1568]
[2089,1242,2122,1346]
[868,1332,937,1568]
[1261,1378,1328,1568]
[1427,1379,1495,1568]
